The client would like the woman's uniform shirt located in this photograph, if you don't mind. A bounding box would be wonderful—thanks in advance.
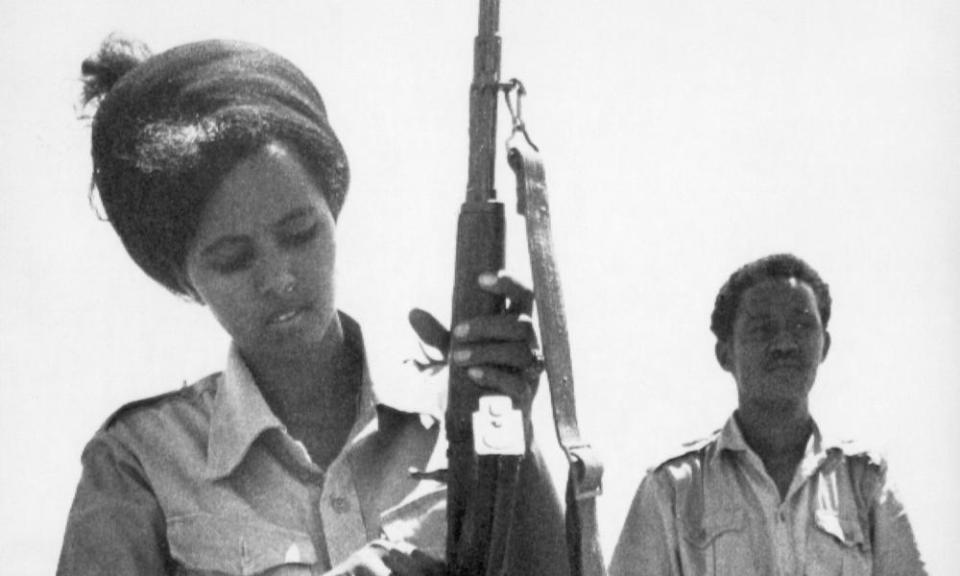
[609,416,926,576]
[58,315,567,575]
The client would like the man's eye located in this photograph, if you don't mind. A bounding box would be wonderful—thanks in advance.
[748,323,774,338]
[280,222,319,247]
[749,323,770,334]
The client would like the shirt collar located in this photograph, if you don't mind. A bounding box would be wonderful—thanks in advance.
[205,344,284,479]
[716,414,751,454]
[206,312,442,479]
[715,412,841,476]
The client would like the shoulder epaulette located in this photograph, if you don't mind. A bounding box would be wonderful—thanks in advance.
[651,430,720,472]
[831,439,886,466]
[101,372,221,430]
[101,389,184,430]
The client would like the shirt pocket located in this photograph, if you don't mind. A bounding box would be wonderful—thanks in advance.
[378,484,447,560]
[167,514,318,576]
[680,508,754,576]
[805,511,872,576]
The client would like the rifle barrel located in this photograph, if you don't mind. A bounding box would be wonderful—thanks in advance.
[466,0,502,202]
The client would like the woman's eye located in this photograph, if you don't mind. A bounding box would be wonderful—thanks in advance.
[209,250,254,274]
[280,222,319,247]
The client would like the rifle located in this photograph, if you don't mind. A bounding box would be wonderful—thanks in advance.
[445,2,606,576]
[445,1,516,575]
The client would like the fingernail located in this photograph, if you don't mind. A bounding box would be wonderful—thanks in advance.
[452,349,471,363]
[467,367,484,381]
[478,273,497,287]
[453,323,469,338]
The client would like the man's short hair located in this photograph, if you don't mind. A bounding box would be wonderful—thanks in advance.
[710,253,832,343]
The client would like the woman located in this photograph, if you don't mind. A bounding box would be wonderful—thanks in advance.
[59,36,568,576]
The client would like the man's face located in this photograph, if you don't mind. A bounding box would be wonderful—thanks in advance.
[718,277,830,411]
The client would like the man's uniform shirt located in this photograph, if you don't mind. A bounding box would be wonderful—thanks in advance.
[610,415,926,576]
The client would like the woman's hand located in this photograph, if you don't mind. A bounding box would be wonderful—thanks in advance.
[323,540,445,576]
[408,272,544,415]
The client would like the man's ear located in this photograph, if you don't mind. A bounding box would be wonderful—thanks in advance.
[821,330,831,362]
[715,340,733,372]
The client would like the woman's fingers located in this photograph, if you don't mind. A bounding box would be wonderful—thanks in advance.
[459,365,535,407]
[381,547,446,576]
[477,272,535,317]
[448,273,544,412]
[452,314,536,345]
[357,540,445,576]
[328,541,393,576]
[451,340,540,373]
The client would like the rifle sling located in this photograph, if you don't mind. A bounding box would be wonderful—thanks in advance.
[507,133,607,576]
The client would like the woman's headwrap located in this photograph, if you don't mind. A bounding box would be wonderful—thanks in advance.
[88,39,349,296]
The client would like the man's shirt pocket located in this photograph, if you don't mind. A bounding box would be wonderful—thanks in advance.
[805,511,872,576]
[680,508,754,576]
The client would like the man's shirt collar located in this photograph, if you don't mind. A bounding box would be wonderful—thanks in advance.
[715,412,842,480]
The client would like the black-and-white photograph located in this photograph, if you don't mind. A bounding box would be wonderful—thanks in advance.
[1,1,956,574]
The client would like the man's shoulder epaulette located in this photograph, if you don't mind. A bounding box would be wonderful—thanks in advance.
[826,439,890,502]
[650,430,721,473]
[829,438,887,468]
[101,372,221,430]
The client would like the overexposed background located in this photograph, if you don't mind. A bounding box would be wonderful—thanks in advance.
[1,1,957,574]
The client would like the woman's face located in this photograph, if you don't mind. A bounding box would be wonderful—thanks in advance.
[184,141,338,360]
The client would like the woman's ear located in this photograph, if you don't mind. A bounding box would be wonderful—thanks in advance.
[715,340,732,372]
[821,330,831,362]
[178,274,205,305]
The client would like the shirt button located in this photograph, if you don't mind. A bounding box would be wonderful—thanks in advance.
[330,496,351,514]
[778,511,787,522]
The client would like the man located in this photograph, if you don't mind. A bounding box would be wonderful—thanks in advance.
[610,254,926,576]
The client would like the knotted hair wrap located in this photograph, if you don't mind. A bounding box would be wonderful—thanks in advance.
[85,38,349,297]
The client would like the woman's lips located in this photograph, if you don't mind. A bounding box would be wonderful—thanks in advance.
[267,304,310,326]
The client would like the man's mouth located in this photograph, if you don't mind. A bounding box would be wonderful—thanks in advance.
[766,361,805,372]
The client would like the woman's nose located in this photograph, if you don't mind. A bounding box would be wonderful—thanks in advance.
[255,253,297,296]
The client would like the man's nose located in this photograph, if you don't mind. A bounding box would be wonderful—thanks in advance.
[769,327,798,355]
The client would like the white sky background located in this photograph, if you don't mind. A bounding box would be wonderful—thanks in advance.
[1,0,958,573]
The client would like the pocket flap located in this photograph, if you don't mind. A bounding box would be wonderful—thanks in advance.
[682,508,746,548]
[814,510,867,549]
[168,514,318,574]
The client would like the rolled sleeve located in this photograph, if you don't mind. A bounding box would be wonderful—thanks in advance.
[869,466,928,576]
[57,432,170,576]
